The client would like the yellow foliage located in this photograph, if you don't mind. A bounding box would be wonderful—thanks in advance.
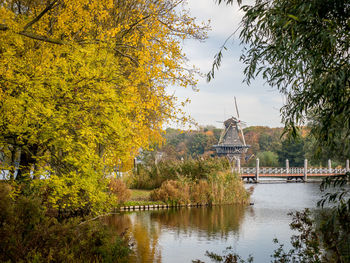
[0,0,208,212]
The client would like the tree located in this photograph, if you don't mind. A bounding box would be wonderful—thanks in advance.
[210,0,349,152]
[188,133,209,157]
[207,1,350,260]
[257,151,279,167]
[277,138,305,167]
[0,0,208,213]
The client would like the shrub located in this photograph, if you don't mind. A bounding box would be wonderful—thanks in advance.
[32,171,117,219]
[109,178,131,204]
[0,183,131,263]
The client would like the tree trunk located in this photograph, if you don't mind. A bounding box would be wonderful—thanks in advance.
[16,145,38,181]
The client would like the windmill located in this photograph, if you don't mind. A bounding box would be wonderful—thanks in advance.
[213,97,250,172]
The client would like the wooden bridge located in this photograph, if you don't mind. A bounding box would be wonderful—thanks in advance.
[237,159,350,183]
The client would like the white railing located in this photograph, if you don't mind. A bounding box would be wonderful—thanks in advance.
[239,167,348,175]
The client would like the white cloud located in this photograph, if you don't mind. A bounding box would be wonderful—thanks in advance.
[168,0,284,129]
[185,0,244,39]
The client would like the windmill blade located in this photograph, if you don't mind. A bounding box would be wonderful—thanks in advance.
[240,127,246,146]
[234,96,240,119]
[238,122,246,146]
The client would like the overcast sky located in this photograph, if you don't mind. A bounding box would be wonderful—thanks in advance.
[168,0,285,129]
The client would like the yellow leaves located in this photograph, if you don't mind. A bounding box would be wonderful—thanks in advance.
[1,0,208,212]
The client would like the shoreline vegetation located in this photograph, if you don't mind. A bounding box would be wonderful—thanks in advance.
[0,157,250,262]
[123,157,251,207]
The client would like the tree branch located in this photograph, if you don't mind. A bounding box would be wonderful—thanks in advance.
[19,31,64,45]
[114,48,139,66]
[0,24,9,31]
[23,0,59,31]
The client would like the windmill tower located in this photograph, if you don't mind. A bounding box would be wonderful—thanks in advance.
[213,97,250,171]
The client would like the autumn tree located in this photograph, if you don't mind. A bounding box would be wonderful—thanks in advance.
[0,0,208,214]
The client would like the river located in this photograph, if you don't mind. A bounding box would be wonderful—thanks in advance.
[106,182,324,262]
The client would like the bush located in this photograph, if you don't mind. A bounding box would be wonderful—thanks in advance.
[32,171,117,219]
[109,178,131,204]
[0,183,131,263]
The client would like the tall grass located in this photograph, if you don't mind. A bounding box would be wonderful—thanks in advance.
[128,157,230,190]
[150,171,249,205]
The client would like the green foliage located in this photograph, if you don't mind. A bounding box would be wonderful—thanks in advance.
[257,151,279,167]
[210,0,349,162]
[0,183,130,263]
[277,138,305,167]
[32,172,116,218]
[162,127,217,159]
[188,133,210,157]
[238,0,349,152]
[272,209,323,263]
[193,247,253,263]
[318,173,350,261]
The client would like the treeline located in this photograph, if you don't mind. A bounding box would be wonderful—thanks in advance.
[153,126,349,168]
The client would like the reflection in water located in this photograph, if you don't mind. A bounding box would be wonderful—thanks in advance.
[107,183,325,263]
[107,213,162,263]
[107,205,246,263]
[150,205,245,239]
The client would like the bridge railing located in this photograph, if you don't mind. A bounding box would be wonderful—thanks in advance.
[239,164,349,176]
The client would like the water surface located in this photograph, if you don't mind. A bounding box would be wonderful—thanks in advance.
[107,183,324,262]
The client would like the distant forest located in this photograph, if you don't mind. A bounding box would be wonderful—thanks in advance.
[152,126,348,168]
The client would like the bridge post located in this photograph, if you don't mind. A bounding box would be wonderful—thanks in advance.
[346,159,349,172]
[255,158,260,182]
[286,159,289,174]
[304,159,308,182]
[237,158,241,174]
[328,159,332,174]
